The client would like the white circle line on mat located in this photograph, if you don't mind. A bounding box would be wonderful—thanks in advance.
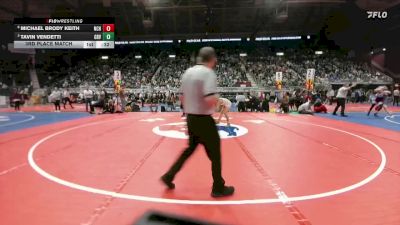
[27,117,386,205]
[384,115,400,125]
[0,114,35,127]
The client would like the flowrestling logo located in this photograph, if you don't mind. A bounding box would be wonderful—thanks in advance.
[152,122,248,139]
[367,11,388,19]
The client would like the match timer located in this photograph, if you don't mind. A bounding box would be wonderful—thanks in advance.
[13,17,116,49]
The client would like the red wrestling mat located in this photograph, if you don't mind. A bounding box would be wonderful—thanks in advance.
[0,112,399,225]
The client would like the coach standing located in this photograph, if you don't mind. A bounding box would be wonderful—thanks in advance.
[83,87,94,112]
[332,83,357,117]
[161,47,234,198]
[393,86,399,106]
[235,93,246,112]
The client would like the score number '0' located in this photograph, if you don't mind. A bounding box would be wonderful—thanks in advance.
[104,25,112,31]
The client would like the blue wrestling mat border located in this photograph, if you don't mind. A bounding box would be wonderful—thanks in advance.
[316,112,400,132]
[0,112,92,134]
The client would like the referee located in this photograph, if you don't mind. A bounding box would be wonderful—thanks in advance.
[161,47,235,198]
[332,83,357,117]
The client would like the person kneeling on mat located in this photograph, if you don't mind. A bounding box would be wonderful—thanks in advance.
[216,97,231,126]
[298,100,314,115]
[89,88,108,114]
[313,98,327,113]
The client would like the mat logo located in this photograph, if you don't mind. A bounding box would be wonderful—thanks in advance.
[153,122,248,139]
[216,125,239,136]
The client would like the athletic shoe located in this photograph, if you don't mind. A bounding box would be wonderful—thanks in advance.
[211,186,235,198]
[160,175,175,189]
[332,113,337,116]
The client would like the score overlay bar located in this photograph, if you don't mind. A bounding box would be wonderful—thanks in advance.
[13,41,114,49]
[13,18,115,49]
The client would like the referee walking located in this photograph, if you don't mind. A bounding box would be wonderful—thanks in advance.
[161,47,235,198]
[332,83,357,117]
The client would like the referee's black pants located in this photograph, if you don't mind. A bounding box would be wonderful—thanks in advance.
[63,97,73,109]
[85,98,92,112]
[14,101,20,111]
[333,97,346,115]
[394,96,399,106]
[164,114,225,191]
[237,102,245,112]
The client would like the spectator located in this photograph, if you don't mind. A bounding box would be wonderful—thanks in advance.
[11,89,22,112]
[280,92,290,113]
[50,87,62,112]
[236,93,246,112]
[83,87,94,112]
[393,86,399,106]
[62,88,74,109]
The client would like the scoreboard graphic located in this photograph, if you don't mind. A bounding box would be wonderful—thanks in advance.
[13,18,115,49]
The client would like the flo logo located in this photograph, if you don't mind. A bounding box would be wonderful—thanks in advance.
[152,122,248,139]
[367,11,387,19]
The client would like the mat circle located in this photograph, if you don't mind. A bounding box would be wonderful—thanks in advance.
[384,115,400,125]
[28,117,386,205]
[0,114,35,127]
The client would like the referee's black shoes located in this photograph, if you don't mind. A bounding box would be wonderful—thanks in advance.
[160,175,175,189]
[333,113,348,117]
[161,175,235,197]
[211,186,235,198]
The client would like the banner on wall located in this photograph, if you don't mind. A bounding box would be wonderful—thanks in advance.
[113,70,121,81]
[306,68,315,90]
[275,71,283,90]
[113,70,122,92]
